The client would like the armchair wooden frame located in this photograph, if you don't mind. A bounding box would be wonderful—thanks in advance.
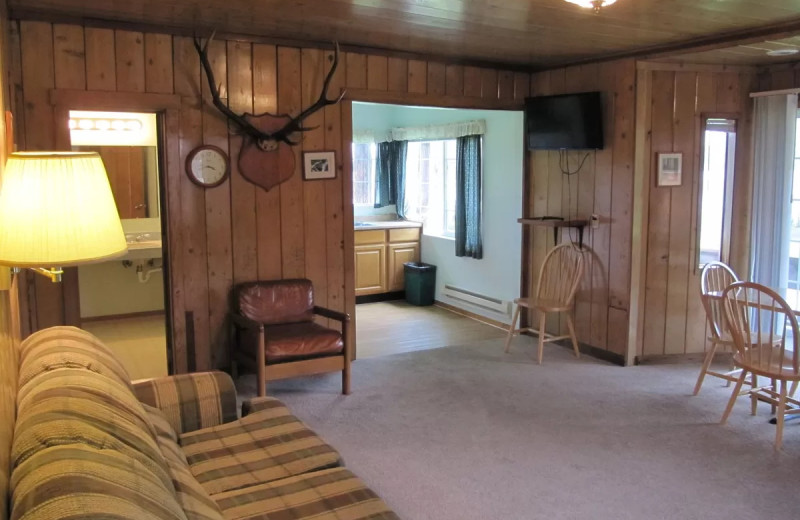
[229,306,351,397]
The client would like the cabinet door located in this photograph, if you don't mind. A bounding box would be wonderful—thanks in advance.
[355,244,386,296]
[387,242,420,292]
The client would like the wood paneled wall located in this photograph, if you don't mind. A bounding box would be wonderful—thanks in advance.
[0,1,19,519]
[756,61,800,91]
[637,66,758,359]
[9,19,531,372]
[525,59,636,358]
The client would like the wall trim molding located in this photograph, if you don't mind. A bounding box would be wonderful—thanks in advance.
[434,300,509,331]
[523,333,626,367]
[344,89,523,111]
[637,61,757,74]
[80,309,165,323]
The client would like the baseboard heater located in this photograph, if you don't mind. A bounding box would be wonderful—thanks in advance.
[442,284,510,315]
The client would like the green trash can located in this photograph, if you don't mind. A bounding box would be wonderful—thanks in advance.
[404,262,436,306]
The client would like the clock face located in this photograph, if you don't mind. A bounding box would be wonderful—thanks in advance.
[187,146,229,187]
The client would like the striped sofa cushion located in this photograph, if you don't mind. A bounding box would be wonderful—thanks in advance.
[17,326,133,390]
[10,444,188,520]
[167,459,225,520]
[214,467,399,520]
[143,404,224,520]
[180,400,342,495]
[143,403,188,465]
[134,372,238,435]
[12,368,173,494]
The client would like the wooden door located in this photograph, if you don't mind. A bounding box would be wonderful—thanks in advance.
[88,146,148,219]
[388,242,420,291]
[355,244,386,295]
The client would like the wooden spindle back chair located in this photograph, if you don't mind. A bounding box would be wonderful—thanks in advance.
[694,261,741,394]
[720,282,800,449]
[505,243,585,364]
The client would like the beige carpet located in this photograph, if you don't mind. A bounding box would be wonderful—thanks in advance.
[236,337,800,520]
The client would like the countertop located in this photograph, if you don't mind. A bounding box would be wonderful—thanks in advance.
[354,220,422,230]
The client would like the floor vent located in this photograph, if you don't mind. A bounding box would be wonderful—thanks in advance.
[442,284,509,315]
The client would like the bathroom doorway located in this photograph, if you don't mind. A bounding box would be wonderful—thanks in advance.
[69,110,170,379]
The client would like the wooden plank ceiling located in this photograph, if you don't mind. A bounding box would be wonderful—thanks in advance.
[656,35,800,66]
[10,0,800,68]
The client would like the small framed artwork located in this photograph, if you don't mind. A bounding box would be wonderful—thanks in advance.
[657,153,683,187]
[303,151,336,180]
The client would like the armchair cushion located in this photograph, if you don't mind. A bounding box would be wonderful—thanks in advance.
[239,322,344,362]
[237,279,315,325]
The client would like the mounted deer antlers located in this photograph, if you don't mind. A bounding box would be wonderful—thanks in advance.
[193,32,345,190]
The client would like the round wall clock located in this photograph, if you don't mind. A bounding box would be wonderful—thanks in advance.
[186,145,230,187]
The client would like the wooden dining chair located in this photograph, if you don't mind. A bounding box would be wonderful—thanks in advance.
[694,261,743,395]
[720,282,800,449]
[504,242,584,364]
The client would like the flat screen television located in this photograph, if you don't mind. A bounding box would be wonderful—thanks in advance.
[525,92,604,150]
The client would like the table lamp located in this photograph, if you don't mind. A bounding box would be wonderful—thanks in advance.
[0,152,127,282]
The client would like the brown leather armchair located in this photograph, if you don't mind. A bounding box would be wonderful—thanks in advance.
[229,279,351,396]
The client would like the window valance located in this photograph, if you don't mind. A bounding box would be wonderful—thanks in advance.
[389,119,486,142]
[352,129,391,144]
[352,119,486,144]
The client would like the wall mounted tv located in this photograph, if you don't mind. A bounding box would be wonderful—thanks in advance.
[525,91,604,150]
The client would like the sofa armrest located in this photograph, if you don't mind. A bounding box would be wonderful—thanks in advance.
[241,396,288,417]
[133,371,238,435]
[313,305,350,323]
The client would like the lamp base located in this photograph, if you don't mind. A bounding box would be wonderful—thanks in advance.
[11,266,63,283]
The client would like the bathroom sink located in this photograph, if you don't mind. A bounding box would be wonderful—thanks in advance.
[123,233,163,259]
[354,222,375,228]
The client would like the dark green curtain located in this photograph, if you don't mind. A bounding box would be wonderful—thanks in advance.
[374,141,408,218]
[455,135,482,259]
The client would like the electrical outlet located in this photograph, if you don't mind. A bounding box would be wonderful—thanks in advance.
[590,214,600,229]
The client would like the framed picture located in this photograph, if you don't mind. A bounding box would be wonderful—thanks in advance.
[657,153,682,187]
[303,151,336,180]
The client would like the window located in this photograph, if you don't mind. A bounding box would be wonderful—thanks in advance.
[789,116,800,290]
[698,118,736,268]
[405,139,458,237]
[352,142,377,206]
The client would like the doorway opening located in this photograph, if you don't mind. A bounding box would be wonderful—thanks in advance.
[350,102,523,358]
[69,110,170,379]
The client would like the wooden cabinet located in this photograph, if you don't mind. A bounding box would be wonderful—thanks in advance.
[355,244,386,295]
[388,242,420,291]
[355,226,420,296]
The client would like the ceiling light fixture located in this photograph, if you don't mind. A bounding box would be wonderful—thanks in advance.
[564,0,618,13]
[766,48,799,57]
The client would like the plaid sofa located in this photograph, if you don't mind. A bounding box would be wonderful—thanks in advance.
[5,326,398,520]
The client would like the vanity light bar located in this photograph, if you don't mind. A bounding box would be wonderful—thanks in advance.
[68,118,144,132]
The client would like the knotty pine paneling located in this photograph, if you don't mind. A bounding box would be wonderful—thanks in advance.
[0,4,19,520]
[526,59,636,356]
[639,68,759,359]
[10,20,529,372]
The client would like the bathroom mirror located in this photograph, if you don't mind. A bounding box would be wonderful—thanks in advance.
[69,110,160,220]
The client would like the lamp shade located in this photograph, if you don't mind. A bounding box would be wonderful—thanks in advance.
[0,152,127,267]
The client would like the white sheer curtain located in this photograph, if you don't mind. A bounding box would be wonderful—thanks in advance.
[750,94,798,289]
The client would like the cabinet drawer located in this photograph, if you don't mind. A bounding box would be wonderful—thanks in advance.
[388,227,420,243]
[355,229,386,245]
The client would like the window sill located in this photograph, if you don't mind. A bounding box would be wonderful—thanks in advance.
[423,232,455,241]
